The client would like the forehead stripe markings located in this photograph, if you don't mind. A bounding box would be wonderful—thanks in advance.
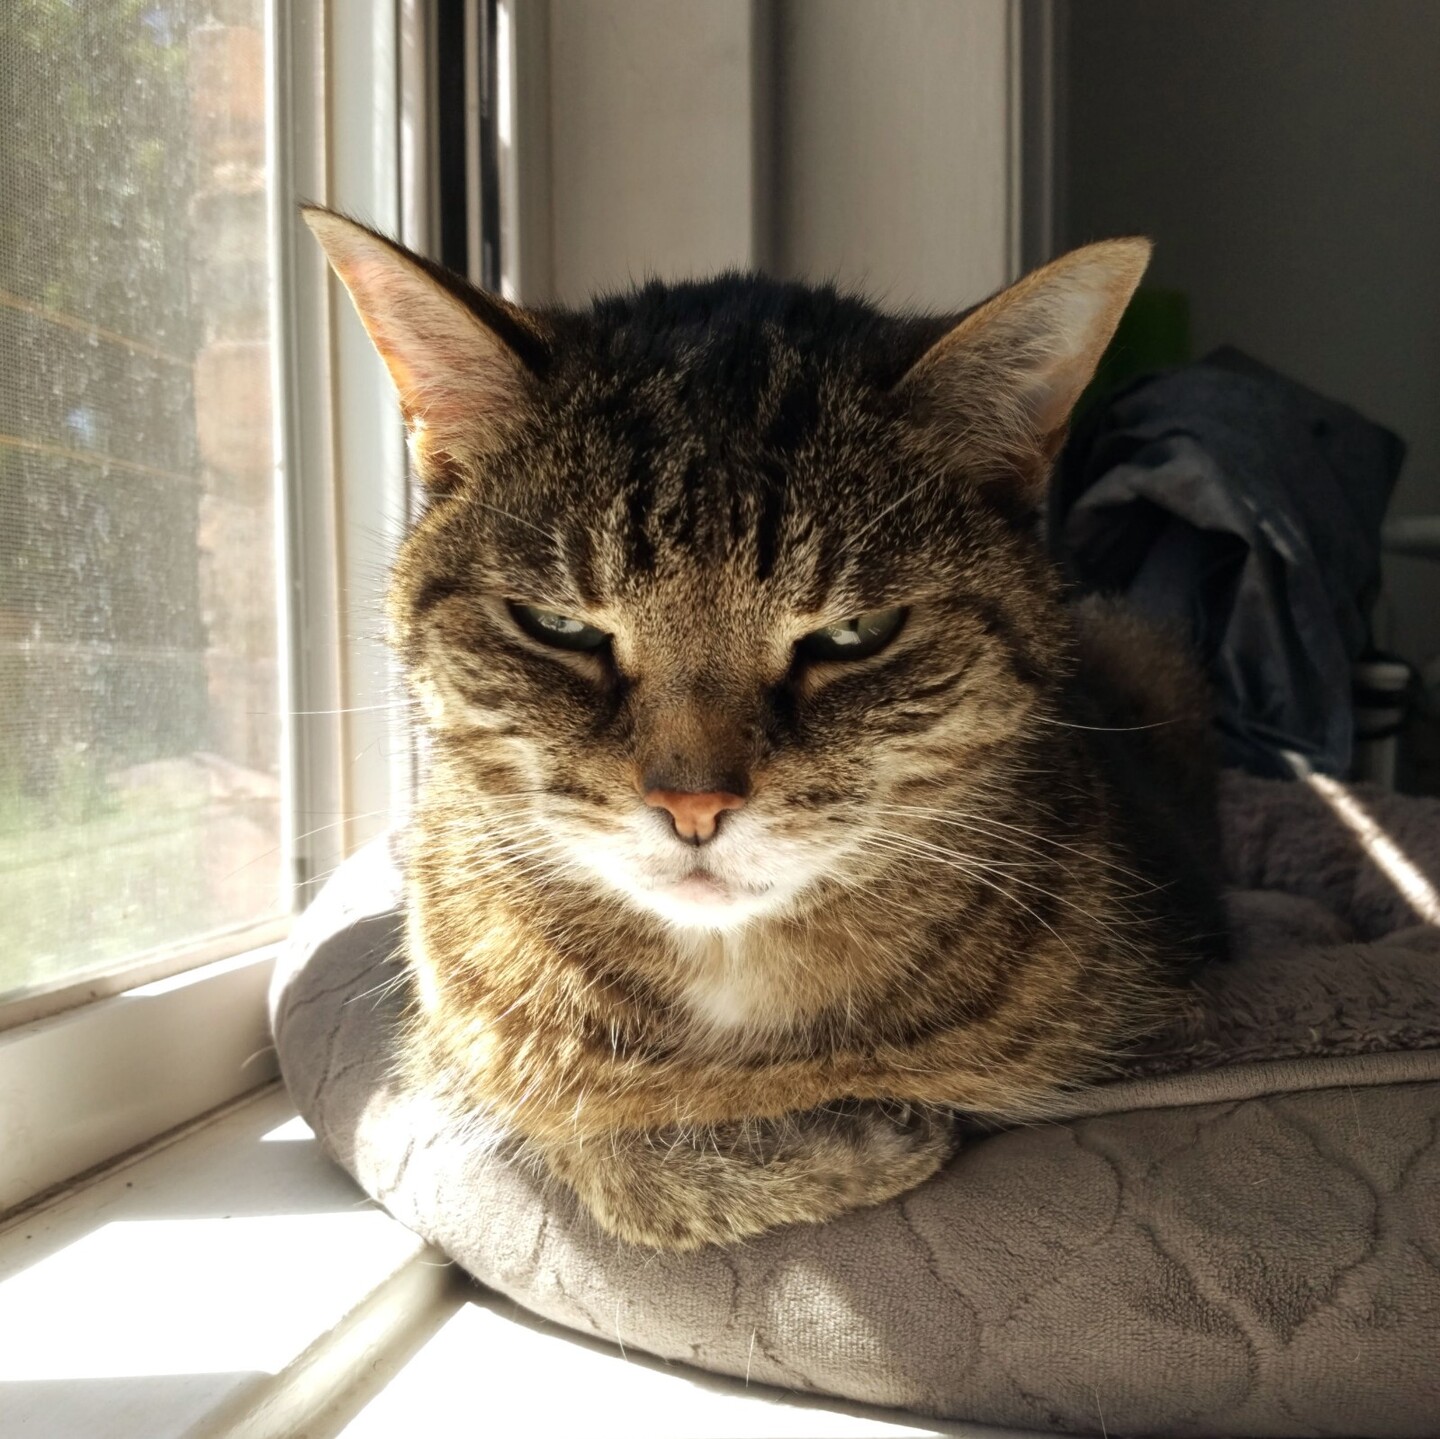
[624,467,657,574]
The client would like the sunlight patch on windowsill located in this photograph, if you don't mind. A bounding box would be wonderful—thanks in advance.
[260,1114,316,1142]
[0,1211,410,1380]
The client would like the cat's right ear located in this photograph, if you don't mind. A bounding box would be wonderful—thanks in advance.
[893,238,1151,512]
[302,207,541,487]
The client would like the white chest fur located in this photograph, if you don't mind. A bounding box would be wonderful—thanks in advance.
[681,935,798,1036]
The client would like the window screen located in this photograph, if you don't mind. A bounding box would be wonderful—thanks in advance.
[0,2,285,1004]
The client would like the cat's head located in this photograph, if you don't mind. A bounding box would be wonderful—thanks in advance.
[306,210,1147,932]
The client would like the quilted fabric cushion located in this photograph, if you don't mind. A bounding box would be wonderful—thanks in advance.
[270,774,1440,1436]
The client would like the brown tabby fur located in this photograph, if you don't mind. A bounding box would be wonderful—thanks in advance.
[306,210,1225,1249]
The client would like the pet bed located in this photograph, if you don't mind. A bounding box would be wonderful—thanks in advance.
[270,773,1440,1436]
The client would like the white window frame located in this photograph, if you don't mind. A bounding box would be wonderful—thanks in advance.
[0,0,419,1217]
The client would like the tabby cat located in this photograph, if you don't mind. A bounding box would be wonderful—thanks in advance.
[305,209,1224,1249]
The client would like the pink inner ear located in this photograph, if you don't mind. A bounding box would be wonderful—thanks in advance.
[902,243,1149,461]
[332,254,427,399]
[306,209,535,478]
[1023,353,1094,442]
[1012,287,1120,440]
[327,253,527,449]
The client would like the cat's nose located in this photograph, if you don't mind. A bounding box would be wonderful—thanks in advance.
[643,788,746,845]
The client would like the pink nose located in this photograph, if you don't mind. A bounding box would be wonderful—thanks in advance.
[644,788,747,844]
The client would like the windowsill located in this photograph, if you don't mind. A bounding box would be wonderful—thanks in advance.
[0,1084,453,1439]
[0,917,291,1035]
[0,947,282,1215]
[0,1085,1045,1439]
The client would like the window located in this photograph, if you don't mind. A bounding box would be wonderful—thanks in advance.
[0,1,286,1011]
[0,0,413,1213]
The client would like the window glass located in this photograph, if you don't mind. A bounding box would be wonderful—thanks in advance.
[0,1,285,1004]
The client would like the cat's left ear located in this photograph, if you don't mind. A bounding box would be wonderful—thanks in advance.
[894,238,1151,508]
[303,207,544,488]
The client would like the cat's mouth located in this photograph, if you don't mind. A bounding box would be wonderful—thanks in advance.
[656,871,752,906]
[639,868,779,926]
[568,828,803,930]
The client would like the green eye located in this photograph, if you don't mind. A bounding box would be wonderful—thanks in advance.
[509,602,610,652]
[797,606,906,662]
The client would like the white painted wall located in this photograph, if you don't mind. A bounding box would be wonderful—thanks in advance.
[1064,0,1440,664]
[541,0,768,303]
[771,0,1015,311]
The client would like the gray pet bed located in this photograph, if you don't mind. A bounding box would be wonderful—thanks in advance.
[270,773,1440,1436]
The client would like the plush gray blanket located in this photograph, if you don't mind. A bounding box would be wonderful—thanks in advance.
[270,773,1440,1436]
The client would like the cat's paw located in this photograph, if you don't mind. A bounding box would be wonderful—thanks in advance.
[543,1102,957,1250]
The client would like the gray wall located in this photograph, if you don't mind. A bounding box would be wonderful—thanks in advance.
[1065,0,1440,664]
[771,0,1013,311]
[528,0,1017,313]
[543,0,768,303]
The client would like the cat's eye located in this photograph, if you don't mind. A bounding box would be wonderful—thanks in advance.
[797,606,906,662]
[508,602,610,652]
